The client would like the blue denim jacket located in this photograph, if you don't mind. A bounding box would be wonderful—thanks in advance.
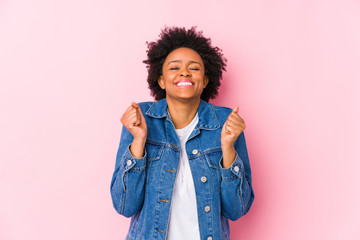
[110,98,254,240]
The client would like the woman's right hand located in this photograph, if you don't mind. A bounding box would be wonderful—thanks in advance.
[121,102,147,158]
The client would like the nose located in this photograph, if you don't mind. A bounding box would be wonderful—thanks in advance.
[179,67,191,77]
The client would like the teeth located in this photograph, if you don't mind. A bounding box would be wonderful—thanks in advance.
[177,82,193,86]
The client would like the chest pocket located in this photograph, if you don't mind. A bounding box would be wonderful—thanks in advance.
[145,140,164,184]
[204,148,222,192]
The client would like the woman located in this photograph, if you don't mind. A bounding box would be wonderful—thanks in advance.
[110,26,254,240]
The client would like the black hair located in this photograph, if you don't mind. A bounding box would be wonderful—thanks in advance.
[143,26,227,102]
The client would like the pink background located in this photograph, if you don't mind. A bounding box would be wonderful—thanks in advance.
[1,0,359,239]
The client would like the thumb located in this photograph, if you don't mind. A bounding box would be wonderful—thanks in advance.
[132,101,139,108]
[233,106,239,113]
[132,102,146,123]
[132,102,142,113]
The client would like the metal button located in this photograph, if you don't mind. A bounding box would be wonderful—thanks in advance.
[126,160,132,166]
[201,176,207,183]
[234,166,240,173]
[204,206,211,212]
[207,237,213,240]
[192,149,198,155]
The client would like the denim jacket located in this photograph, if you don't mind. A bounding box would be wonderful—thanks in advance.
[110,98,254,240]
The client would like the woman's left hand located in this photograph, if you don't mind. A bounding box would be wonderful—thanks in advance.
[221,107,246,168]
[221,106,246,148]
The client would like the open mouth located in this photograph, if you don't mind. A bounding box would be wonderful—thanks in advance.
[175,80,194,88]
[176,82,193,87]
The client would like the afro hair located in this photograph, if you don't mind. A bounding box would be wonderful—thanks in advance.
[143,26,227,102]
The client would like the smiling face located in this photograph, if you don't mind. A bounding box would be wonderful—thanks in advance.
[158,47,208,103]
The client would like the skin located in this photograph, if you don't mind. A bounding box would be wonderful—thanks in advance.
[121,47,246,168]
[158,47,209,129]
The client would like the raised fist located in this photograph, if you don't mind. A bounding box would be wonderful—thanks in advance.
[121,102,148,141]
[221,106,246,147]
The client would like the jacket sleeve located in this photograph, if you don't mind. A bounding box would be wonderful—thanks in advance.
[219,132,255,221]
[110,125,147,218]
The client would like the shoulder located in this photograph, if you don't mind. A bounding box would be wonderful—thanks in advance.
[136,101,155,112]
[210,102,233,113]
[207,102,233,123]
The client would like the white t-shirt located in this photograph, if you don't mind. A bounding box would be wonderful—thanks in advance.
[166,112,200,240]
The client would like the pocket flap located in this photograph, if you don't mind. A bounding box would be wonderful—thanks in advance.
[204,148,222,169]
[145,140,164,161]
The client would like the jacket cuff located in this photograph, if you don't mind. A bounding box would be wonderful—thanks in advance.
[219,152,244,180]
[122,144,147,171]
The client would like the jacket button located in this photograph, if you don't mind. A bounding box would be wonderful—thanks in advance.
[234,166,239,173]
[126,160,132,166]
[201,176,207,183]
[192,149,198,155]
[204,206,211,212]
[207,237,213,240]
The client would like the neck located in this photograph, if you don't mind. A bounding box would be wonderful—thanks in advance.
[166,98,201,129]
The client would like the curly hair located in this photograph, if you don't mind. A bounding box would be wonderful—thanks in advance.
[143,26,227,102]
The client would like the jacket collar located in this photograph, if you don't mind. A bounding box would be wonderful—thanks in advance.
[145,98,220,130]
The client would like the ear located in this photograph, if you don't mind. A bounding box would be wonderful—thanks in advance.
[203,75,209,88]
[158,75,165,90]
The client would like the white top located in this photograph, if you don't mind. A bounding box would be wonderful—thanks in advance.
[166,112,200,240]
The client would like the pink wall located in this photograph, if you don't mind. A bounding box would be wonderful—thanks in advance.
[1,0,359,239]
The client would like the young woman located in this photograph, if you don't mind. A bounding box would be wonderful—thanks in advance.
[110,26,254,240]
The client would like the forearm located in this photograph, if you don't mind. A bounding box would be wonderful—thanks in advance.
[220,167,254,220]
[110,144,147,217]
[130,138,146,158]
[221,144,236,168]
[219,133,255,220]
[110,126,147,217]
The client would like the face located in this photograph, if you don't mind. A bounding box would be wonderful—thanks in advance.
[158,47,208,102]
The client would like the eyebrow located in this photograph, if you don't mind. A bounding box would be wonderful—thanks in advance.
[167,60,202,66]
